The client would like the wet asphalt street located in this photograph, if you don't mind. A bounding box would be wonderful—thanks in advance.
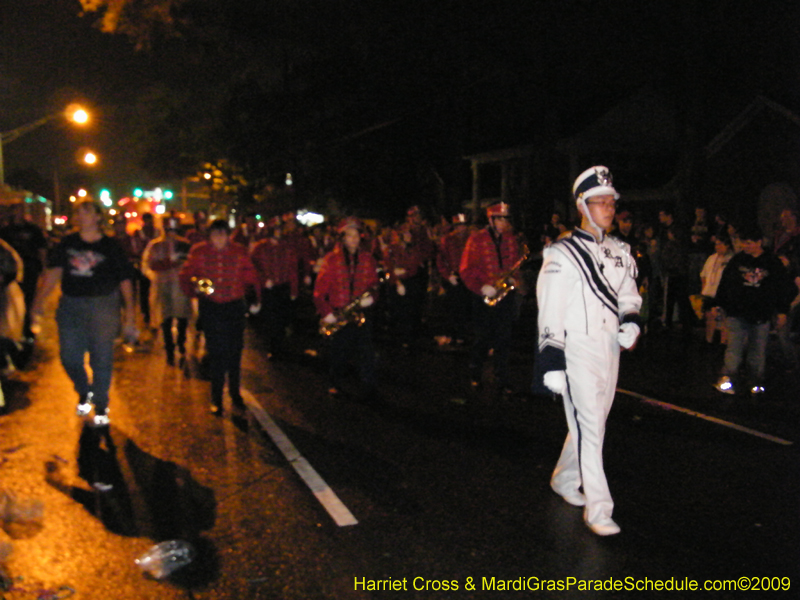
[0,290,798,599]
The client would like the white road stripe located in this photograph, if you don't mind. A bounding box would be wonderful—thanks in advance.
[240,389,359,526]
[617,388,794,446]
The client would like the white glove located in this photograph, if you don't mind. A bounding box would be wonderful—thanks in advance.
[359,294,374,308]
[393,267,407,277]
[617,322,640,349]
[323,313,337,324]
[481,284,497,298]
[265,279,274,289]
[396,281,406,296]
[249,303,262,315]
[543,370,568,395]
[448,274,459,286]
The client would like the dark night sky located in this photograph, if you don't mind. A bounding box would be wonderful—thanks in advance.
[2,0,799,205]
[1,0,163,195]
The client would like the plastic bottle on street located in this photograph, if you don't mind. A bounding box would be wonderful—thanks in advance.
[135,540,195,579]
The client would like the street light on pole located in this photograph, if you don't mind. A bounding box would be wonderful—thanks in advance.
[0,103,91,186]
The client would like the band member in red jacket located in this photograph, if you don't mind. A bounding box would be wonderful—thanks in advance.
[283,213,316,289]
[459,202,523,393]
[179,219,261,416]
[382,224,423,348]
[437,213,473,344]
[250,217,299,360]
[313,217,380,398]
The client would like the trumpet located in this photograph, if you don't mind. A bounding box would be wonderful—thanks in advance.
[484,244,530,307]
[191,277,215,296]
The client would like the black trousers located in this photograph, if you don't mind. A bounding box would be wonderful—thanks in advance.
[199,298,246,406]
[442,280,472,340]
[469,292,516,386]
[259,283,292,354]
[328,316,376,391]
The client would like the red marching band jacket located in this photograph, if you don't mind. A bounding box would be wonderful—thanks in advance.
[250,237,300,298]
[179,241,261,304]
[459,227,522,296]
[382,240,421,281]
[285,229,316,280]
[437,228,470,280]
[313,245,380,317]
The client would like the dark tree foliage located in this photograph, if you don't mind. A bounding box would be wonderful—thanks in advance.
[79,0,800,217]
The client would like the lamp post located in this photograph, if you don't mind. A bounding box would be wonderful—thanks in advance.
[0,104,90,186]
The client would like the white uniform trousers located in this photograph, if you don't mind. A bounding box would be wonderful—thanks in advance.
[550,330,620,526]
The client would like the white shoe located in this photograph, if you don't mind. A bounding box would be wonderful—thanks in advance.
[91,411,110,427]
[551,484,586,507]
[713,376,735,395]
[587,518,621,536]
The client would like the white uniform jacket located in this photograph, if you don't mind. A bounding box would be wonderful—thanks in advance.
[536,228,641,377]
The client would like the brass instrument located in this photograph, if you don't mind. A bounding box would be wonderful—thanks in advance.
[319,271,389,337]
[191,277,215,296]
[484,244,531,307]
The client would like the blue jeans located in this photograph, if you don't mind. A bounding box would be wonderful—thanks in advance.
[56,292,122,414]
[722,317,769,385]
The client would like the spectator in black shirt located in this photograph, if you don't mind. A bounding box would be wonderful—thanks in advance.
[713,223,794,395]
[30,200,136,426]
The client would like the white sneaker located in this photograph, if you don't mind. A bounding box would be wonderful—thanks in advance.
[77,392,94,416]
[587,518,621,536]
[713,376,735,395]
[91,411,110,427]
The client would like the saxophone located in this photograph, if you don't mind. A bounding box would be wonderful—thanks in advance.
[484,244,530,307]
[319,271,388,337]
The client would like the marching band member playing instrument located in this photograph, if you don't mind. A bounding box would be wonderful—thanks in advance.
[250,217,299,361]
[436,214,472,344]
[459,202,523,393]
[535,166,641,536]
[313,217,380,399]
[382,224,422,348]
[179,219,261,416]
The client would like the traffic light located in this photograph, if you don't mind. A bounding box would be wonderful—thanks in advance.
[133,188,143,198]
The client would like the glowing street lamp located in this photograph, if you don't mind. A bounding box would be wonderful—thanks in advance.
[70,107,89,125]
[0,103,91,185]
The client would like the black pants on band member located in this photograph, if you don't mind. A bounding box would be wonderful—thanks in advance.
[199,297,246,407]
[469,291,516,386]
